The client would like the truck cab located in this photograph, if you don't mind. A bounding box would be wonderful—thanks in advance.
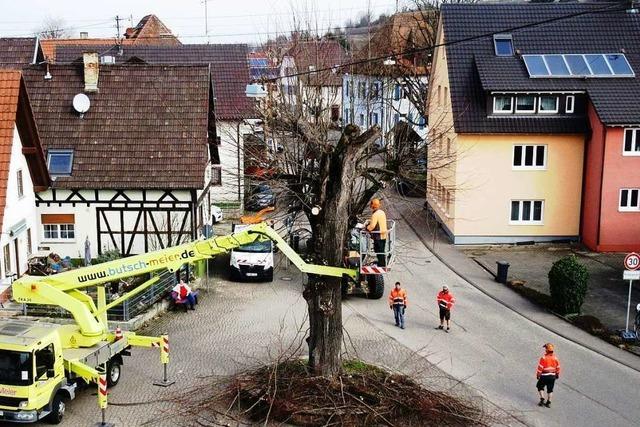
[230,224,274,282]
[0,321,72,424]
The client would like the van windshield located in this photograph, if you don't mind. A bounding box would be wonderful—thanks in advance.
[236,240,272,253]
[0,350,32,386]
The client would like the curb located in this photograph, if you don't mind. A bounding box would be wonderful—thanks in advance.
[399,209,640,375]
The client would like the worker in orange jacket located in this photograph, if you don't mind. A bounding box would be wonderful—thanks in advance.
[388,282,407,329]
[536,343,561,407]
[436,285,455,332]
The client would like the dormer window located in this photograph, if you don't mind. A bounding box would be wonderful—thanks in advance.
[494,34,513,56]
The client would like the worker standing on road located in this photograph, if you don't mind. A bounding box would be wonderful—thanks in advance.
[366,198,388,267]
[436,285,455,332]
[536,343,560,408]
[388,282,408,329]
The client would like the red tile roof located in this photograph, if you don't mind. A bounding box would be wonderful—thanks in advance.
[286,40,346,86]
[22,64,210,190]
[54,44,254,120]
[0,70,21,232]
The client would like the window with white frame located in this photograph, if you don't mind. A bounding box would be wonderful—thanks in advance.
[538,96,559,113]
[619,188,639,211]
[623,129,640,155]
[493,95,513,113]
[513,144,546,168]
[358,113,364,126]
[510,200,544,224]
[43,224,75,240]
[371,112,379,125]
[565,95,575,114]
[515,95,536,113]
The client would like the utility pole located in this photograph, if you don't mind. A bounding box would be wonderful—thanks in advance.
[115,15,125,38]
[202,0,210,44]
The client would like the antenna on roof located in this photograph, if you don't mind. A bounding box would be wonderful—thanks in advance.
[72,93,91,118]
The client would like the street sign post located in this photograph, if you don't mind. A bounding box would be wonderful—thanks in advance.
[621,253,640,340]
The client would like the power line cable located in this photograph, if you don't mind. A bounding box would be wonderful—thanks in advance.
[266,2,628,82]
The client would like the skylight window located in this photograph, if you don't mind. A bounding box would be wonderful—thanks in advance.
[494,34,513,56]
[523,54,634,78]
[47,149,73,176]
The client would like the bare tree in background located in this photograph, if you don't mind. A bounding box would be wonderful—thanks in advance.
[36,17,70,39]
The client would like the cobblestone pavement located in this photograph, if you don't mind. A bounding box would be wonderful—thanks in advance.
[43,266,501,426]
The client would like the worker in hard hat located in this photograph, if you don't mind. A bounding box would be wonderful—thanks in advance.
[365,198,388,267]
[436,285,455,332]
[536,343,561,408]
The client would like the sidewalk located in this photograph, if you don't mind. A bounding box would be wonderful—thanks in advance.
[384,192,640,373]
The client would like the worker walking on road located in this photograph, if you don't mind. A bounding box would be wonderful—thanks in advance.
[366,198,388,267]
[436,285,455,332]
[389,282,408,329]
[536,343,560,407]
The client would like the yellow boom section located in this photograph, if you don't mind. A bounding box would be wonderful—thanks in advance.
[12,224,355,342]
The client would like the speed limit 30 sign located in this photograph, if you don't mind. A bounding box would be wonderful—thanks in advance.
[624,252,640,271]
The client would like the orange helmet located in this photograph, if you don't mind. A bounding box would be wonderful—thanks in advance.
[543,343,554,353]
[370,198,381,209]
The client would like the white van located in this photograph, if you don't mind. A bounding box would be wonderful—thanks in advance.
[230,224,274,282]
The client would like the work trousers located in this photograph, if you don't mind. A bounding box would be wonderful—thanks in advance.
[373,239,387,267]
[393,304,405,327]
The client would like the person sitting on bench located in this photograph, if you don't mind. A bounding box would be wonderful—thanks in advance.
[172,280,196,310]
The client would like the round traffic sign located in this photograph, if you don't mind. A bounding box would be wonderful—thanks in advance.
[624,252,640,271]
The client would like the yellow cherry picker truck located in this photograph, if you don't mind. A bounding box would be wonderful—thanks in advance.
[0,221,394,424]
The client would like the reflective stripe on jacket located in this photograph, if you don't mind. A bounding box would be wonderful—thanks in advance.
[388,288,407,306]
[536,354,560,377]
[437,291,455,310]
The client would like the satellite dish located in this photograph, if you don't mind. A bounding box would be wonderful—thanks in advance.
[72,93,91,114]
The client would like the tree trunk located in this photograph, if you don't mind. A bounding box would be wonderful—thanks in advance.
[303,124,381,377]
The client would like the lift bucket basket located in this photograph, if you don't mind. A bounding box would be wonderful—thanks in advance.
[359,220,396,274]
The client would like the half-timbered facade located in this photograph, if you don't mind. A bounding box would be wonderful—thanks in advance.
[23,59,214,257]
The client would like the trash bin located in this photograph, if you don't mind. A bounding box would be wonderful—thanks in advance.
[496,261,510,284]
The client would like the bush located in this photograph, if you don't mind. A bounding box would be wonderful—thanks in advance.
[94,249,121,265]
[548,255,589,315]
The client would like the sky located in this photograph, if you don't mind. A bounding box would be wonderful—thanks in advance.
[0,0,410,44]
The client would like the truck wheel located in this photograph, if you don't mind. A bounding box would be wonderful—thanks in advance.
[107,359,122,387]
[341,276,349,299]
[367,275,384,300]
[264,269,274,282]
[46,394,65,424]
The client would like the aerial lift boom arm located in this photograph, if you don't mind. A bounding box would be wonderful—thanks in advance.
[12,223,355,340]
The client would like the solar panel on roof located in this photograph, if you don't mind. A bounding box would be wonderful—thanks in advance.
[249,58,269,67]
[523,55,549,77]
[524,53,634,78]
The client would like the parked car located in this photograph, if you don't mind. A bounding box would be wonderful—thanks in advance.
[245,183,277,211]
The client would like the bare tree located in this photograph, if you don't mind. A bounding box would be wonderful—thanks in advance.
[36,17,70,39]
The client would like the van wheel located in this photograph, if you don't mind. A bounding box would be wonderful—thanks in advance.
[264,271,274,282]
[107,359,122,387]
[367,275,384,300]
[46,394,65,424]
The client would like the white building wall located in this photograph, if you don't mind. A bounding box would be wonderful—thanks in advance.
[36,189,196,257]
[342,74,428,143]
[1,126,39,283]
[215,121,252,213]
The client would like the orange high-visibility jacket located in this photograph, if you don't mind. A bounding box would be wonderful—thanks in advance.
[536,354,560,378]
[437,291,455,310]
[388,288,407,307]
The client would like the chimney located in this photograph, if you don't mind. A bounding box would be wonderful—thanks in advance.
[79,31,89,39]
[82,52,99,92]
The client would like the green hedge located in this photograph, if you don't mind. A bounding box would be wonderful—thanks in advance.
[548,255,589,315]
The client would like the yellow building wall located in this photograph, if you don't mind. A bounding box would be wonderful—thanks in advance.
[454,134,584,238]
[426,18,457,233]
